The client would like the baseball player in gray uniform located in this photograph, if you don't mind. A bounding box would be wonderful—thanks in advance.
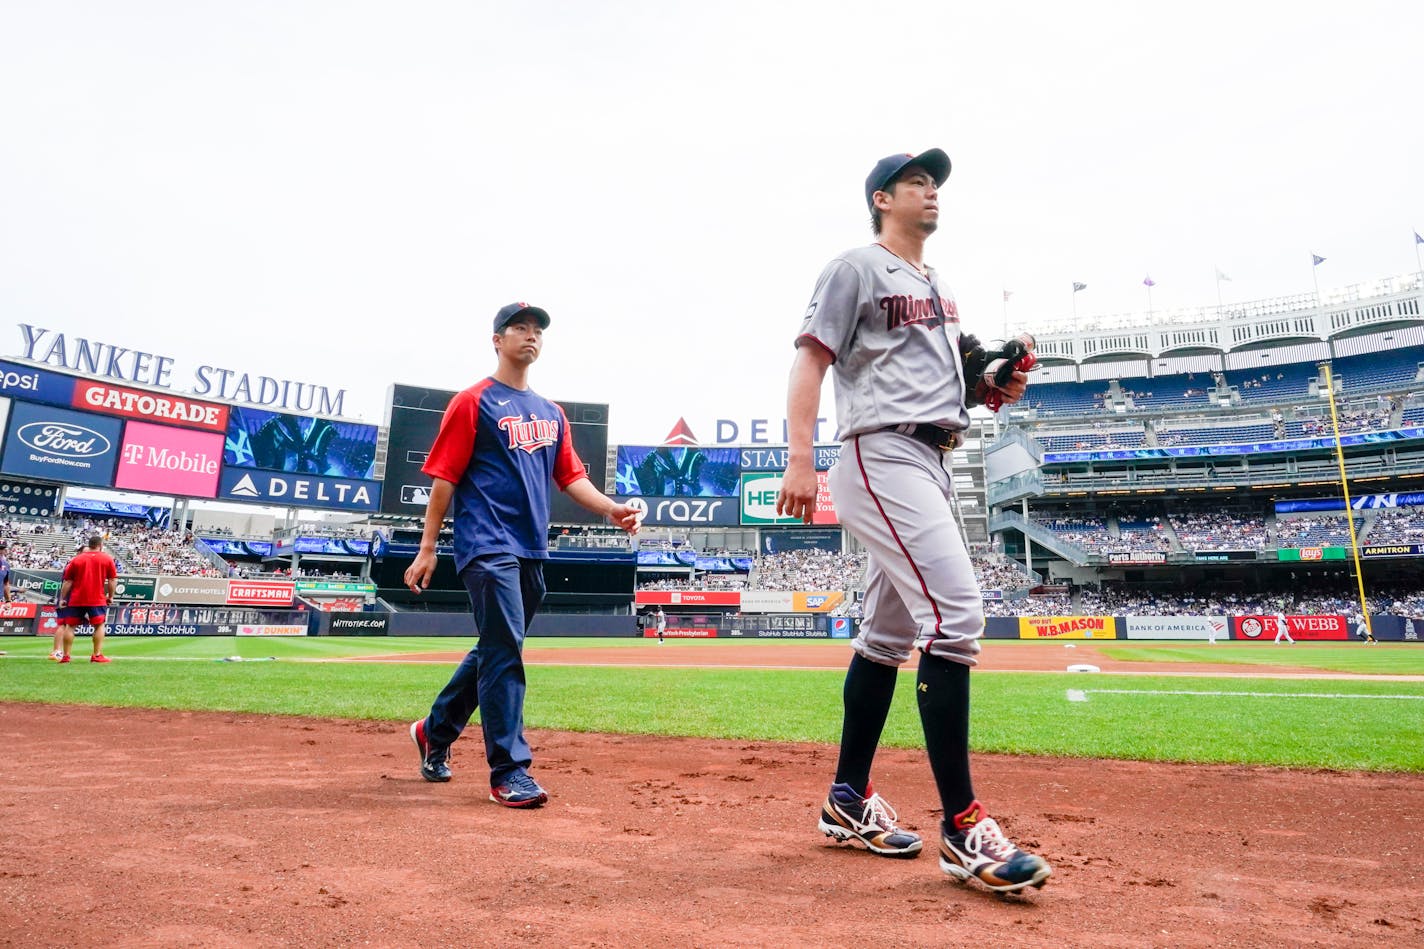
[776,148,1051,893]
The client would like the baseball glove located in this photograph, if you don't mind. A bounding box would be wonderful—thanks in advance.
[960,333,1038,410]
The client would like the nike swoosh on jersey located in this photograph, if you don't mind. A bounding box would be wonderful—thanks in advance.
[497,399,511,406]
[887,265,900,273]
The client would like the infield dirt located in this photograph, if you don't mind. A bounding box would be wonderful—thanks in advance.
[2,643,1421,946]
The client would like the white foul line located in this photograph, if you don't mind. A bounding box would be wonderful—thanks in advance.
[1067,688,1424,702]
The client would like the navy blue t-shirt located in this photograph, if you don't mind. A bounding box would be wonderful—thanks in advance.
[422,378,586,570]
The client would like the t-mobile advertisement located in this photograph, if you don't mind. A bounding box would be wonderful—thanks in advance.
[114,421,224,498]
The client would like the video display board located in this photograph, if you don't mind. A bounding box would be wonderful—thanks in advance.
[221,407,381,511]
[0,477,59,517]
[72,378,229,433]
[381,383,608,523]
[0,360,77,407]
[115,421,223,498]
[0,401,122,488]
[224,407,378,479]
[613,445,740,497]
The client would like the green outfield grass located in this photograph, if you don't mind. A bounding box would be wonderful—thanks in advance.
[1099,642,1424,675]
[3,636,1422,772]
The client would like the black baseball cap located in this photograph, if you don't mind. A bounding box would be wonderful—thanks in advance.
[493,302,551,333]
[865,149,952,210]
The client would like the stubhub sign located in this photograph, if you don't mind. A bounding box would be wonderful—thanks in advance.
[218,468,381,512]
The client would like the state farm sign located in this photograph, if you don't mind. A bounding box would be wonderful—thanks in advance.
[226,580,295,607]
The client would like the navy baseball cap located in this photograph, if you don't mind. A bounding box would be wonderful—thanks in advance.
[865,149,951,210]
[493,302,551,333]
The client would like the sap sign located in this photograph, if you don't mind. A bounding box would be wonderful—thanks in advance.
[218,468,381,512]
[616,495,739,526]
[0,360,76,407]
[0,401,122,487]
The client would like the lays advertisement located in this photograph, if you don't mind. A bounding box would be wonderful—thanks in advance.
[1018,616,1118,640]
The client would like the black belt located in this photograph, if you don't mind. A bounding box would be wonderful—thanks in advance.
[882,423,958,450]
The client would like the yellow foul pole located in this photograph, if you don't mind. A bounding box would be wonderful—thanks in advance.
[1320,362,1372,639]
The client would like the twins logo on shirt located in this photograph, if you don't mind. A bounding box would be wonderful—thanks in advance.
[498,414,559,454]
[880,295,959,331]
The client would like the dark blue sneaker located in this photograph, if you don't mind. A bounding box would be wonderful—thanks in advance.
[490,771,548,808]
[410,719,451,783]
[940,800,1051,893]
[818,781,922,857]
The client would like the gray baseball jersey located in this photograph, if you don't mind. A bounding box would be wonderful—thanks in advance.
[796,243,969,439]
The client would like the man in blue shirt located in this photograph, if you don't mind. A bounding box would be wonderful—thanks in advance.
[404,302,640,808]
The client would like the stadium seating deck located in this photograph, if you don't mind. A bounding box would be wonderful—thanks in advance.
[1036,429,1147,452]
[1155,422,1275,447]
[1015,380,1107,417]
[1333,345,1424,395]
[1115,375,1213,411]
[1223,362,1315,404]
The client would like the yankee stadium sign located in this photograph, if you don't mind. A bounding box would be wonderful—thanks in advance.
[15,324,348,417]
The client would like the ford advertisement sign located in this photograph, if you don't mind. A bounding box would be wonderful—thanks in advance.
[0,401,122,487]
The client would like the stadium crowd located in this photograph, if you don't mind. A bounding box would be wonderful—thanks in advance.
[1170,512,1267,551]
[751,550,868,591]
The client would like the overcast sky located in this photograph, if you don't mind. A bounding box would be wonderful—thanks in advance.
[2,1,1421,447]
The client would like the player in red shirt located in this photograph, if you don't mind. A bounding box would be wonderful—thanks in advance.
[57,535,118,664]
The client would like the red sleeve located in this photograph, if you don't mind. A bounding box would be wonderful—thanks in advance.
[105,557,117,581]
[794,334,837,363]
[553,404,588,490]
[422,387,483,484]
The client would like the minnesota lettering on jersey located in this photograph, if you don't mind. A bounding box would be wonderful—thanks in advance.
[880,295,959,331]
[499,414,560,454]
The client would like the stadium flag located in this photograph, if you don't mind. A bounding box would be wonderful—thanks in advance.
[1215,268,1231,281]
[1003,289,1013,302]
[1072,281,1087,292]
[1142,275,1156,287]
[1312,253,1326,266]
[1415,231,1423,245]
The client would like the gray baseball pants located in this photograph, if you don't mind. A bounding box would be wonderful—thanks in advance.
[827,431,983,667]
